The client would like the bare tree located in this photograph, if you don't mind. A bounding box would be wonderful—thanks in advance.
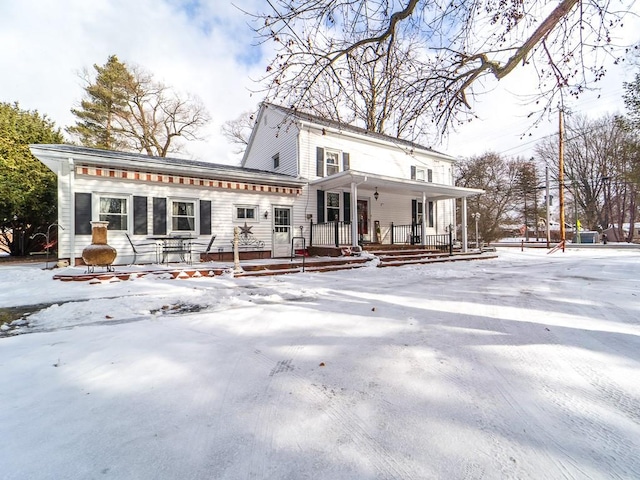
[535,114,639,237]
[221,110,257,154]
[69,56,210,157]
[455,152,524,243]
[288,36,440,142]
[249,0,632,136]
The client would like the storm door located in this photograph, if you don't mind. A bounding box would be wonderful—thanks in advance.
[272,206,292,258]
[357,199,369,241]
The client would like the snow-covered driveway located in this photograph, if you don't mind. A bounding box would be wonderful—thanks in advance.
[1,248,639,479]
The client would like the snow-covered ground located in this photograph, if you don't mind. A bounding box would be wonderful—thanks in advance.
[1,247,639,479]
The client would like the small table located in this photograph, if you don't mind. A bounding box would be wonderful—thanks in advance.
[148,235,193,264]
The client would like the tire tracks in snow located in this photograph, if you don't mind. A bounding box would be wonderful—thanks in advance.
[481,275,640,479]
[245,345,418,480]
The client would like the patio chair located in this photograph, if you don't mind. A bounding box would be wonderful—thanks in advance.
[190,234,217,262]
[124,233,158,265]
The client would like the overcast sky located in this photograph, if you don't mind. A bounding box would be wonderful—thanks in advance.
[1,0,638,165]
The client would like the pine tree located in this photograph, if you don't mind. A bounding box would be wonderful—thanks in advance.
[67,55,133,151]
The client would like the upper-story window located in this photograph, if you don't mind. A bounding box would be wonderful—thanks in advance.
[326,151,340,176]
[99,196,128,230]
[316,147,350,177]
[412,166,433,182]
[273,153,280,169]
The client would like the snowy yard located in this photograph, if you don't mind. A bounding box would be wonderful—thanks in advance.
[1,248,639,479]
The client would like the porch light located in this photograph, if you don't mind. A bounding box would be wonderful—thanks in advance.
[374,188,379,201]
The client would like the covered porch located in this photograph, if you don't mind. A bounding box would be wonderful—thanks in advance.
[309,170,483,253]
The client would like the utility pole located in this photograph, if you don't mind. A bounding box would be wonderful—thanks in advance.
[558,108,566,251]
[546,166,551,248]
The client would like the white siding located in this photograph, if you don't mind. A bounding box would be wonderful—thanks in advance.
[242,107,299,177]
[296,124,457,240]
[68,175,299,264]
[299,125,455,185]
[56,159,74,261]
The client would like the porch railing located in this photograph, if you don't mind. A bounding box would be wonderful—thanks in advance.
[391,223,423,245]
[309,221,453,254]
[391,224,452,253]
[309,221,353,247]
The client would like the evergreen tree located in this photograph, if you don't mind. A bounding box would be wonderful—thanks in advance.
[67,55,133,150]
[0,102,63,255]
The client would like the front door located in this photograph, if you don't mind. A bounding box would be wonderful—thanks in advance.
[357,199,369,241]
[272,206,292,258]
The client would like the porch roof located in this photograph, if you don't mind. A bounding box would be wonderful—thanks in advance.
[310,170,484,201]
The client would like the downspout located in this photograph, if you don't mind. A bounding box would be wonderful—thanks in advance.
[296,127,307,250]
[461,197,468,253]
[68,157,76,266]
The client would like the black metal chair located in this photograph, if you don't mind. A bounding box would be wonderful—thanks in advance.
[190,235,217,262]
[124,233,158,264]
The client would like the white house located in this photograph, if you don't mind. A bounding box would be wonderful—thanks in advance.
[242,103,482,251]
[30,102,483,266]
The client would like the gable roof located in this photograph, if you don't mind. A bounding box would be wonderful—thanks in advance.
[30,144,306,188]
[261,102,453,160]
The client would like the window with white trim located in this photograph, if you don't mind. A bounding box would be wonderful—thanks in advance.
[414,200,435,228]
[171,199,196,232]
[326,150,340,176]
[415,167,433,182]
[235,205,257,221]
[99,196,128,230]
[326,192,340,222]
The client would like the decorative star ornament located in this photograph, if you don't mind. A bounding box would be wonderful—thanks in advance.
[239,222,253,236]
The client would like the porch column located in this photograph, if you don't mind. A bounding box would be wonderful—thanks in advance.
[421,191,427,246]
[461,196,468,253]
[68,157,76,266]
[351,182,358,248]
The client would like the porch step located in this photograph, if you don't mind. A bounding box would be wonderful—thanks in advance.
[51,251,495,282]
[377,252,449,263]
[378,251,497,267]
[235,256,370,276]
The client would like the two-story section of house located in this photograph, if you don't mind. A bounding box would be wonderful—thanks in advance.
[242,103,483,253]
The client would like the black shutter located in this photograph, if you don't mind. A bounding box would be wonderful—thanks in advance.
[428,201,434,228]
[317,190,325,223]
[410,166,416,180]
[427,169,433,182]
[316,147,324,177]
[411,199,417,224]
[74,192,92,235]
[200,200,212,235]
[133,196,148,235]
[153,197,167,235]
[342,152,350,170]
[343,192,351,223]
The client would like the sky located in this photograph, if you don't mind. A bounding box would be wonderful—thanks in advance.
[1,247,639,479]
[0,0,638,165]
